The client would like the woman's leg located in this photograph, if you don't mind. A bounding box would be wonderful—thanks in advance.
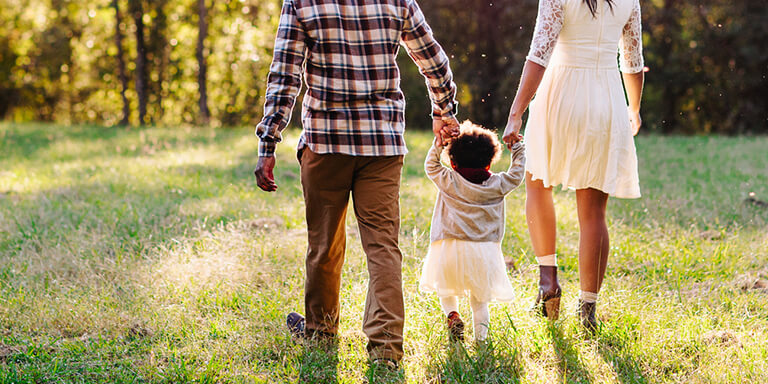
[526,173,561,317]
[526,172,557,258]
[469,295,490,341]
[574,188,610,295]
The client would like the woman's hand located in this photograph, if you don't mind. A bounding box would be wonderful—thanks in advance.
[502,115,524,150]
[628,108,641,136]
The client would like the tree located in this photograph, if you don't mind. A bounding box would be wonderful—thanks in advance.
[129,0,148,125]
[197,0,210,124]
[113,0,130,126]
[417,0,538,130]
[147,0,169,123]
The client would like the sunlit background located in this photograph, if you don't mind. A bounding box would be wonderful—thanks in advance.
[1,0,767,382]
[0,0,766,132]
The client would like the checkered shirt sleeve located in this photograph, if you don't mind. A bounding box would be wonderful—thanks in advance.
[256,0,306,157]
[256,0,457,157]
[401,0,458,118]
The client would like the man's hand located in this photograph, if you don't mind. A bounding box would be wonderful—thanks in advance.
[432,116,460,146]
[502,115,524,150]
[254,156,277,192]
[628,108,642,136]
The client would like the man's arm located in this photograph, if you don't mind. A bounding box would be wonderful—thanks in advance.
[401,0,459,143]
[254,0,307,191]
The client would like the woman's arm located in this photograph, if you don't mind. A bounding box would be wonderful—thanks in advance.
[620,0,645,136]
[502,61,547,148]
[502,0,563,148]
[623,72,644,135]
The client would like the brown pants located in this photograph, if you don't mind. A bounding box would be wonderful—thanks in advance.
[299,148,405,362]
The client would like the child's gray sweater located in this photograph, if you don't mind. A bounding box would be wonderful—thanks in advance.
[425,140,526,243]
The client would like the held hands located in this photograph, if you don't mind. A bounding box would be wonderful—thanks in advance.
[254,156,277,192]
[628,107,642,136]
[433,116,460,146]
[502,114,524,150]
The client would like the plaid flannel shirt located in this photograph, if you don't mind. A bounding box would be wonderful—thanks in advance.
[256,0,458,157]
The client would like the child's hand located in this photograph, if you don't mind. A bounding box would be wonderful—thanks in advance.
[433,117,460,146]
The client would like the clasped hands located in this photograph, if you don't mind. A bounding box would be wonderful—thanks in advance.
[502,114,524,150]
[432,116,460,146]
[256,115,527,193]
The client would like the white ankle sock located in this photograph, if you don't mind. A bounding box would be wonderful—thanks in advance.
[469,296,490,341]
[439,296,459,315]
[536,254,558,267]
[579,290,599,303]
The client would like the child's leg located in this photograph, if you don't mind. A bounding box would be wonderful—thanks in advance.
[469,295,490,341]
[439,296,459,315]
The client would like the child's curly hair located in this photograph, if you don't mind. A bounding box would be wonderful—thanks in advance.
[447,121,502,169]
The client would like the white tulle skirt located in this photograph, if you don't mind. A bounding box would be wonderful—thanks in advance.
[524,65,641,199]
[419,239,515,303]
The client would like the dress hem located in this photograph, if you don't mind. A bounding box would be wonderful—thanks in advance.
[419,285,516,303]
[527,171,641,199]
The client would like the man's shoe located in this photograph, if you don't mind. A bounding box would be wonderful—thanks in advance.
[286,312,306,338]
[446,311,465,342]
[371,357,399,371]
[287,312,336,341]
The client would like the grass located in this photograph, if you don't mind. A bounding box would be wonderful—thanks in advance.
[0,122,767,383]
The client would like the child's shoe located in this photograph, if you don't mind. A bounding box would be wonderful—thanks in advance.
[446,311,465,342]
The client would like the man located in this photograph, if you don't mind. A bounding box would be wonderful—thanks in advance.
[254,0,459,368]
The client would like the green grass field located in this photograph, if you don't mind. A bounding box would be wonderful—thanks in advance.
[1,122,767,383]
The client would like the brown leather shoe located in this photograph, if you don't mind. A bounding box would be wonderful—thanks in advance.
[532,266,562,320]
[578,300,598,333]
[446,311,465,342]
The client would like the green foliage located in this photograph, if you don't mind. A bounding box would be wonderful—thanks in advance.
[1,123,767,382]
[640,0,768,133]
[0,0,766,130]
[0,0,280,127]
[411,0,768,132]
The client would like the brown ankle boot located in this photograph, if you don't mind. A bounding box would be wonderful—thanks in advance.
[578,300,598,333]
[533,266,562,320]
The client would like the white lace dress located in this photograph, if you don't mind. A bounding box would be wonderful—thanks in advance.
[524,0,644,198]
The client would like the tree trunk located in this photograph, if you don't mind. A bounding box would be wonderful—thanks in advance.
[197,0,210,125]
[658,0,679,133]
[113,0,130,126]
[478,0,501,129]
[149,0,168,123]
[130,0,148,125]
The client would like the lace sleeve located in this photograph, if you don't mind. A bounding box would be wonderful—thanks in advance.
[619,0,644,73]
[526,0,564,68]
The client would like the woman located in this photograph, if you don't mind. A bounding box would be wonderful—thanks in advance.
[502,0,645,330]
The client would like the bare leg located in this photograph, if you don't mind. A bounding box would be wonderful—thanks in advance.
[525,172,556,257]
[575,188,610,294]
[525,173,561,318]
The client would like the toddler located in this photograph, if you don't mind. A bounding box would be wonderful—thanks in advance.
[420,121,525,342]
